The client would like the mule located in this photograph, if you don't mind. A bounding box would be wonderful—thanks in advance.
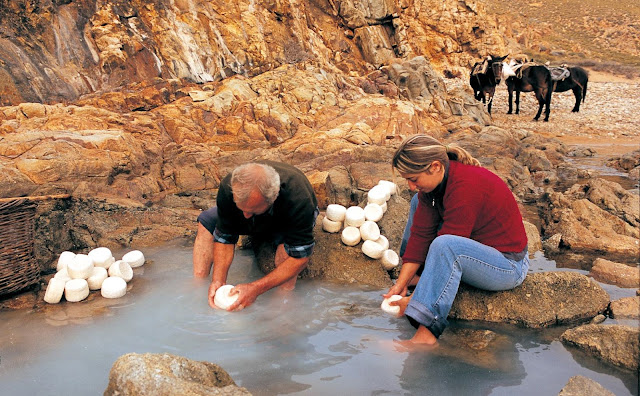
[505,60,553,121]
[552,66,589,112]
[469,54,508,114]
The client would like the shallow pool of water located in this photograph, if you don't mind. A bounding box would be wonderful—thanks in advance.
[0,242,637,396]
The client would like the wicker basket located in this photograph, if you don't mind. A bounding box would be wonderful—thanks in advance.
[0,199,41,297]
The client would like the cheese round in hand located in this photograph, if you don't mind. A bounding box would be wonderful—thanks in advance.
[381,295,403,316]
[214,285,239,310]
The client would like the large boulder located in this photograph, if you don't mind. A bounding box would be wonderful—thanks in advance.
[449,272,610,328]
[560,324,640,372]
[104,353,251,396]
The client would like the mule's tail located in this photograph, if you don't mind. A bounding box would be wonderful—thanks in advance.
[582,79,588,103]
[545,69,553,106]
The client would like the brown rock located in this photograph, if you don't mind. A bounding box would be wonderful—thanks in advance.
[450,272,610,328]
[589,258,640,288]
[561,324,640,371]
[609,296,640,319]
[542,192,639,260]
[104,353,251,396]
[523,220,542,257]
[557,376,615,396]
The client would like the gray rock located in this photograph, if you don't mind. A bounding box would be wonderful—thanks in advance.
[104,353,251,396]
[561,324,640,371]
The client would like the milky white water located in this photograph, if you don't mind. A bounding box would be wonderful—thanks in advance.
[0,241,637,395]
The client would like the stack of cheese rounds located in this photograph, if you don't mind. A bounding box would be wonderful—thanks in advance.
[321,180,401,272]
[44,247,146,304]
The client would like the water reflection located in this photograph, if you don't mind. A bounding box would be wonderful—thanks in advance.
[0,242,637,396]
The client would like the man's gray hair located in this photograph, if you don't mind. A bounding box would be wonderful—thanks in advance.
[230,163,281,206]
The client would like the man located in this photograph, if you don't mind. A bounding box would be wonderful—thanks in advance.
[193,161,318,311]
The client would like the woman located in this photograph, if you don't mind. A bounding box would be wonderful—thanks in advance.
[384,135,529,344]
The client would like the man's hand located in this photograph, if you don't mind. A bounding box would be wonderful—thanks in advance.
[225,283,259,311]
[207,280,224,309]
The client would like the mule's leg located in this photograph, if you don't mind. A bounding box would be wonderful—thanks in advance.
[487,87,495,114]
[533,90,544,121]
[507,88,514,114]
[543,87,551,122]
[515,90,521,115]
[571,86,581,112]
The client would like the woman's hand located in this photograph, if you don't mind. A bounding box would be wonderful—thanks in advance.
[383,282,409,299]
[389,295,411,317]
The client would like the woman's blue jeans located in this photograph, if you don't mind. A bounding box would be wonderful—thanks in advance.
[401,194,529,338]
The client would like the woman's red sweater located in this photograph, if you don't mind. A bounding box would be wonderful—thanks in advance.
[402,160,528,265]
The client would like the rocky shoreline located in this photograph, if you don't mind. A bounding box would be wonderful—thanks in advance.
[1,73,639,395]
[0,0,638,393]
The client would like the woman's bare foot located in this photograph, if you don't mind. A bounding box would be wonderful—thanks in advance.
[410,325,438,345]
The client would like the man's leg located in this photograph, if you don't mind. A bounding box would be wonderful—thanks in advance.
[193,207,219,278]
[274,244,308,291]
[193,223,214,277]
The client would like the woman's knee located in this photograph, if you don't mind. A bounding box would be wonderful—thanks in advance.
[429,235,459,253]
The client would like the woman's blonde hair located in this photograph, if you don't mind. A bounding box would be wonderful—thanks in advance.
[392,134,480,174]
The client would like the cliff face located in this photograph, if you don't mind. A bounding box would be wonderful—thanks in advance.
[0,0,508,105]
[0,0,514,263]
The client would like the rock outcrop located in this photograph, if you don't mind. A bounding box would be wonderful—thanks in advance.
[104,353,251,395]
[449,272,610,328]
[557,376,615,396]
[0,0,508,106]
[561,324,640,372]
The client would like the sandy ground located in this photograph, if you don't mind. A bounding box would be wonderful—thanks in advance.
[487,71,640,163]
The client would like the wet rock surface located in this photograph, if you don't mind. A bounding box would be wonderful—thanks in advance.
[561,324,640,372]
[557,375,616,396]
[450,272,611,328]
[104,353,251,396]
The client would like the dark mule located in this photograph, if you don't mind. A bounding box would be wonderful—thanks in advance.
[506,61,554,122]
[469,55,508,114]
[552,66,589,112]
